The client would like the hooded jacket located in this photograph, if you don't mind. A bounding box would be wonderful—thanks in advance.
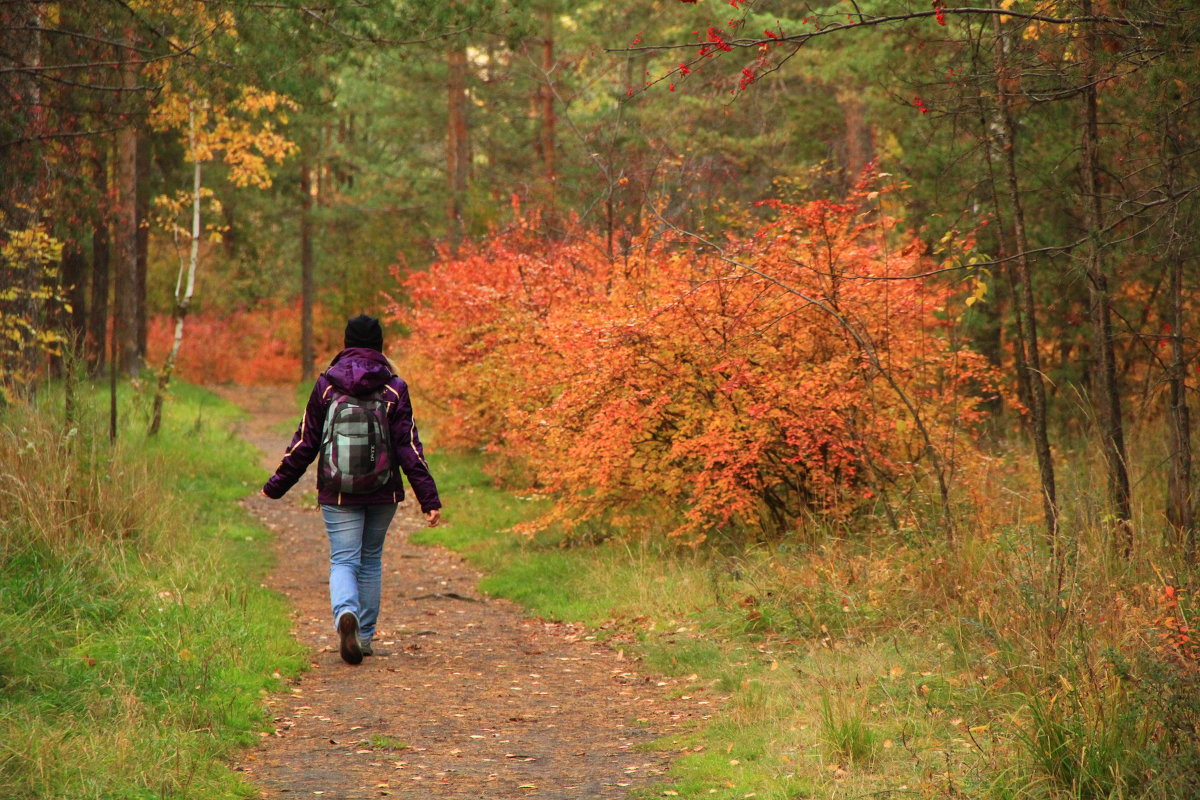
[263,347,442,510]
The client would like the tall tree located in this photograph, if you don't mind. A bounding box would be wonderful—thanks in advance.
[988,5,1058,540]
[114,25,140,377]
[447,44,471,246]
[87,151,111,374]
[1079,0,1132,554]
[300,150,316,382]
[536,3,556,204]
[147,81,296,433]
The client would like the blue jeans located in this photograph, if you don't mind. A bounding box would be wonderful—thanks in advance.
[320,503,398,643]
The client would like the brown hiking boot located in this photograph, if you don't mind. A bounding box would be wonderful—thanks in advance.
[337,612,363,665]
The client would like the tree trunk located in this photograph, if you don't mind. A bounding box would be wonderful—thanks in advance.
[991,6,1059,540]
[837,89,874,187]
[446,45,470,247]
[87,151,110,374]
[114,26,140,377]
[538,6,556,198]
[60,244,87,346]
[1162,102,1194,562]
[150,110,201,436]
[1081,1,1133,556]
[8,2,44,387]
[300,152,315,382]
[1166,236,1193,561]
[135,125,150,361]
[109,315,118,441]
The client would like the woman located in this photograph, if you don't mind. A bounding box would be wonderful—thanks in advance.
[262,314,442,665]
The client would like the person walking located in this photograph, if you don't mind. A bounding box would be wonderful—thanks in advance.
[262,314,442,665]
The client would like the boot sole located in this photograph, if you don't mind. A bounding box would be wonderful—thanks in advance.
[338,613,363,665]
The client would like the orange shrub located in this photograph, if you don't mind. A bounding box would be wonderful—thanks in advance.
[396,185,1002,543]
[146,301,341,385]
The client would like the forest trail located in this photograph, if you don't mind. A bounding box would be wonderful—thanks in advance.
[223,388,707,799]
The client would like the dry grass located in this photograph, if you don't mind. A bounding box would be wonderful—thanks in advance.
[0,383,306,800]
[422,423,1200,799]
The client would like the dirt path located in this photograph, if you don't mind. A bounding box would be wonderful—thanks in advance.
[225,390,709,799]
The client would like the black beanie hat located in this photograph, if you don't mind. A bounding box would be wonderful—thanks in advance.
[345,314,384,352]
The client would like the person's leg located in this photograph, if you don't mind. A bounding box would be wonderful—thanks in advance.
[355,503,397,649]
[321,504,366,632]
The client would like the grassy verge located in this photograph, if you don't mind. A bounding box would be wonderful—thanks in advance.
[0,381,306,800]
[415,446,1200,800]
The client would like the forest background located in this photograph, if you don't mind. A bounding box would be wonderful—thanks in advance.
[3,1,1200,798]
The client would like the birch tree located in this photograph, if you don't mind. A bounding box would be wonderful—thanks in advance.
[148,86,296,435]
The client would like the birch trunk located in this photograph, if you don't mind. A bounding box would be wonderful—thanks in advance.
[149,108,201,436]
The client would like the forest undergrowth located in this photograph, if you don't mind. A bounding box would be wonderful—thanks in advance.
[0,381,305,800]
[417,430,1199,800]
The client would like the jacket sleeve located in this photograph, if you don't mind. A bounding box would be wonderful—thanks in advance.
[389,379,442,512]
[263,380,328,499]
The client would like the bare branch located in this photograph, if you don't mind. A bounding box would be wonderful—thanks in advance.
[612,7,1164,55]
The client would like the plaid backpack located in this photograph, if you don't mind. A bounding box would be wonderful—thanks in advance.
[318,388,394,494]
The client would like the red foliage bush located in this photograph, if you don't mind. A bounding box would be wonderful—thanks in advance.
[396,183,1002,542]
[146,301,341,385]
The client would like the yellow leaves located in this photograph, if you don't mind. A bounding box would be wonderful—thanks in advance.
[237,87,294,117]
[153,88,298,189]
[964,276,988,308]
[1,223,71,386]
[147,15,299,189]
[2,225,63,269]
[153,187,231,240]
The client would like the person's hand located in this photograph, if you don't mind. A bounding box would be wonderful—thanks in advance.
[425,509,442,527]
[261,489,270,499]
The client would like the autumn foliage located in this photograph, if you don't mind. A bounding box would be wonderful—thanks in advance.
[397,182,1002,543]
[146,301,339,385]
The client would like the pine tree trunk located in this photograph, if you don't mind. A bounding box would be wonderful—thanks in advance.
[837,90,873,186]
[114,26,140,377]
[135,125,150,361]
[1167,244,1193,560]
[1162,105,1194,562]
[1081,0,1133,555]
[446,45,469,247]
[300,152,315,382]
[60,245,87,348]
[991,6,1059,540]
[87,151,110,375]
[539,6,555,198]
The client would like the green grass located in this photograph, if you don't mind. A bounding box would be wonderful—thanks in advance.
[366,734,409,751]
[411,447,998,799]
[0,381,306,800]
[818,691,878,767]
[408,434,1200,799]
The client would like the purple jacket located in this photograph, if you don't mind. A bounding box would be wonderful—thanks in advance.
[263,348,442,511]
